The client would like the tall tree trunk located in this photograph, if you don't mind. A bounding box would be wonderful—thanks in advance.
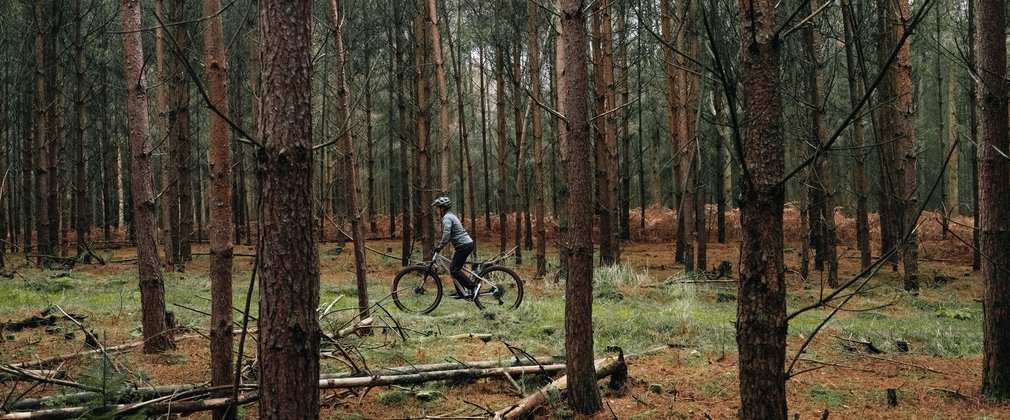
[681,0,701,271]
[100,64,113,243]
[660,0,685,264]
[495,46,507,254]
[942,49,958,222]
[558,0,602,413]
[447,3,475,232]
[393,0,412,264]
[736,0,787,417]
[512,26,524,266]
[478,47,492,232]
[328,0,371,326]
[120,0,175,354]
[596,0,619,266]
[21,85,33,254]
[427,0,450,196]
[415,2,434,258]
[257,0,320,417]
[73,0,88,259]
[529,0,547,278]
[968,0,981,271]
[976,0,1010,398]
[875,0,900,273]
[712,90,729,244]
[32,0,50,265]
[201,0,235,416]
[154,0,175,267]
[892,0,919,291]
[804,0,837,287]
[386,21,399,239]
[171,0,193,263]
[46,1,61,259]
[841,0,872,270]
[618,9,631,241]
[365,58,377,234]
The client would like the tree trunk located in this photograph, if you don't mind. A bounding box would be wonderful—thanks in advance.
[968,0,981,272]
[386,21,399,240]
[201,0,235,416]
[512,28,524,265]
[804,0,837,287]
[892,0,919,291]
[365,58,377,235]
[558,0,602,413]
[712,90,729,244]
[427,0,450,196]
[171,0,192,263]
[328,0,371,326]
[414,2,434,258]
[596,0,619,266]
[478,47,492,232]
[99,64,113,243]
[21,84,32,254]
[120,0,175,354]
[736,0,787,417]
[32,0,50,265]
[393,0,412,264]
[528,0,547,278]
[841,0,871,270]
[976,0,1010,398]
[495,46,507,254]
[660,0,684,265]
[153,0,175,267]
[73,0,88,259]
[257,0,320,417]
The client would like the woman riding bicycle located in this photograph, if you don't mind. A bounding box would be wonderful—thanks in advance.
[432,197,476,299]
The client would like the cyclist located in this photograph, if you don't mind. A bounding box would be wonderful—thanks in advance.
[432,196,476,299]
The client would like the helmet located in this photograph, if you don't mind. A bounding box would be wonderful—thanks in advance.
[431,196,451,208]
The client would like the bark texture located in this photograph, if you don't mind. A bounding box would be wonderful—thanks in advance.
[558,0,602,414]
[120,0,175,354]
[256,0,320,418]
[201,0,235,416]
[976,0,1010,398]
[736,0,787,417]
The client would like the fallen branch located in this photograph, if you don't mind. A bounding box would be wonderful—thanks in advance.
[0,392,258,420]
[860,354,950,376]
[494,353,627,420]
[317,363,567,390]
[319,356,562,380]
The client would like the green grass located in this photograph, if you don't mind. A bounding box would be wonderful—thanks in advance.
[0,259,985,369]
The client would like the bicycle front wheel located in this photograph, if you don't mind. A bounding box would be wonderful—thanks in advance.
[392,266,443,314]
[474,266,524,310]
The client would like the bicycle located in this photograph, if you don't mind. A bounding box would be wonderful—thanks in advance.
[391,249,524,314]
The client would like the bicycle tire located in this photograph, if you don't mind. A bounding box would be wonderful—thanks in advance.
[473,266,524,310]
[391,266,443,314]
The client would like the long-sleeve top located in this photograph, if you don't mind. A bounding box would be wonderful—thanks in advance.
[438,211,474,248]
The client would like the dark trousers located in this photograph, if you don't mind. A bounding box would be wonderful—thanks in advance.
[450,242,475,291]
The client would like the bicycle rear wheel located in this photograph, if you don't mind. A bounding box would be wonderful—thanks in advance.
[392,266,443,314]
[473,266,524,310]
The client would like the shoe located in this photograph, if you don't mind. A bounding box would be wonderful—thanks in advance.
[448,290,472,300]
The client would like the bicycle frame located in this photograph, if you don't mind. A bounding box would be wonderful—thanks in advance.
[430,253,496,297]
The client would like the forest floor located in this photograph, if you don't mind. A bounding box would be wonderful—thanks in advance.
[0,215,1002,419]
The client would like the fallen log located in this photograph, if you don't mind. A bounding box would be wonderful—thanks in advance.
[0,392,258,420]
[5,384,202,411]
[317,364,567,390]
[319,355,562,380]
[3,358,566,416]
[494,353,627,420]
